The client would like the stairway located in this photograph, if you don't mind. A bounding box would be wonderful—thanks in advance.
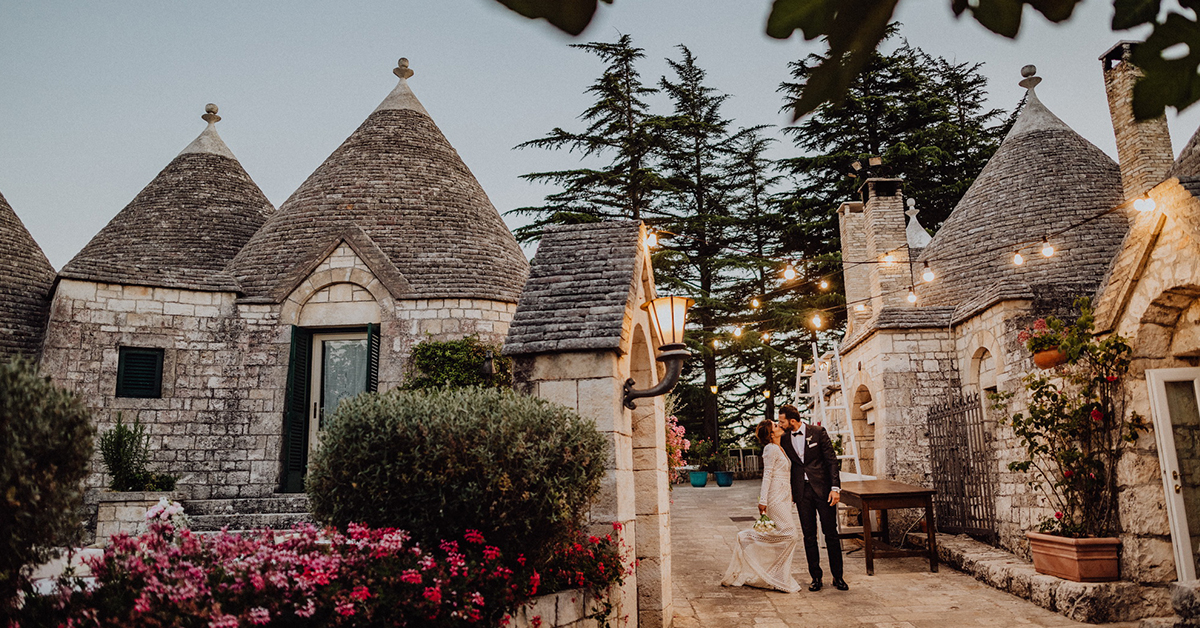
[183,495,313,533]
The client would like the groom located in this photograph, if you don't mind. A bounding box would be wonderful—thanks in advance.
[778,404,848,592]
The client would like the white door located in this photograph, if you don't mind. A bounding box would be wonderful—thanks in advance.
[1147,367,1200,582]
[308,332,369,456]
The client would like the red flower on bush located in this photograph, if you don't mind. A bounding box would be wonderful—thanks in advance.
[1091,408,1104,422]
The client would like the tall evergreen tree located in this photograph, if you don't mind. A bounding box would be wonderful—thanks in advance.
[509,35,664,241]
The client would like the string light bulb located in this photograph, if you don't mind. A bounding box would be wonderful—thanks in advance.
[906,287,918,304]
[882,253,896,265]
[783,263,797,281]
[751,298,761,309]
[645,230,658,248]
[711,338,720,348]
[1041,237,1055,258]
[733,326,743,338]
[1013,250,1025,266]
[761,332,770,342]
[854,303,866,312]
[812,313,823,328]
[922,263,935,283]
[762,389,771,399]
[1134,196,1157,213]
[819,279,829,290]
[710,385,718,394]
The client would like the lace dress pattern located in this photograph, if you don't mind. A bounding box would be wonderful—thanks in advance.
[720,442,801,593]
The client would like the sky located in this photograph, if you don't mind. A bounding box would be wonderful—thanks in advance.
[2,1,1199,271]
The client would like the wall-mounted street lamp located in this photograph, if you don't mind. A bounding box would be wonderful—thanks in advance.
[623,296,693,409]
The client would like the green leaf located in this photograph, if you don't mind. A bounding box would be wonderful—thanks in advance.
[491,0,609,36]
[953,0,1081,38]
[765,0,839,40]
[1112,0,1161,29]
[1131,12,1200,119]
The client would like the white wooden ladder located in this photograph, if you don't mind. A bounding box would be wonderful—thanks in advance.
[793,343,863,476]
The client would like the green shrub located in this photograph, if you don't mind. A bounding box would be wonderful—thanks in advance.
[401,335,512,389]
[0,359,94,614]
[98,414,176,492]
[307,387,608,565]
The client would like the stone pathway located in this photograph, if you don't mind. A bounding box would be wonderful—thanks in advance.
[669,479,1139,628]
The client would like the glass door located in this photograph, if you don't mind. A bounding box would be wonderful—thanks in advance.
[1147,367,1200,582]
[308,332,369,456]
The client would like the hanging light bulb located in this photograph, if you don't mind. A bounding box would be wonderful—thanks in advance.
[733,326,743,338]
[711,338,721,348]
[709,385,718,394]
[761,331,771,342]
[854,303,866,312]
[783,263,797,281]
[645,230,658,248]
[882,253,896,265]
[1041,237,1055,258]
[1134,196,1157,213]
[819,279,829,290]
[906,287,918,303]
[812,313,823,328]
[922,263,935,283]
[751,297,761,309]
[762,389,772,399]
[1013,250,1025,266]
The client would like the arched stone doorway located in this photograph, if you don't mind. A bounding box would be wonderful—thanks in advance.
[849,385,876,476]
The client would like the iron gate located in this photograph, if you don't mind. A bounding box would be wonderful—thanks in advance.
[927,392,998,544]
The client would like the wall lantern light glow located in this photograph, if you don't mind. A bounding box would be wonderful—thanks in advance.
[623,296,693,409]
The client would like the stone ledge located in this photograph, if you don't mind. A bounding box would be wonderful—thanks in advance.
[506,588,603,628]
[935,534,1171,623]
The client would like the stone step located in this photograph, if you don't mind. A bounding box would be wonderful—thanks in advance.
[188,512,314,533]
[182,495,310,516]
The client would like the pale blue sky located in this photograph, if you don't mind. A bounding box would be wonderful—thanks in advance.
[2,1,1197,269]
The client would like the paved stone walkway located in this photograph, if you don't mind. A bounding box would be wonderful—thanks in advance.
[669,479,1139,628]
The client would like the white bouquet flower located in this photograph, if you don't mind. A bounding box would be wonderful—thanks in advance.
[144,497,190,529]
[753,513,777,533]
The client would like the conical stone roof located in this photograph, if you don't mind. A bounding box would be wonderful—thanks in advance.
[915,69,1126,311]
[1168,127,1200,179]
[0,190,56,359]
[229,59,529,303]
[60,105,274,292]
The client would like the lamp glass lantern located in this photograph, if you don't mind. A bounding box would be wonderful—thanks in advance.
[624,296,694,409]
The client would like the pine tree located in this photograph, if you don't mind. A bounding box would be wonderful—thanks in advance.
[509,35,664,241]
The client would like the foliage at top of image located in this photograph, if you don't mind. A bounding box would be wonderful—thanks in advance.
[306,386,609,566]
[401,336,512,390]
[994,298,1150,538]
[493,0,1200,120]
[0,359,94,617]
[99,414,177,492]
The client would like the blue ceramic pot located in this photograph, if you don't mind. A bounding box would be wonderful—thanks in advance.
[715,471,734,487]
[689,471,709,487]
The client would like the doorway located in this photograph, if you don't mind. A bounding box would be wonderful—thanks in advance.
[1147,367,1200,581]
[308,332,370,456]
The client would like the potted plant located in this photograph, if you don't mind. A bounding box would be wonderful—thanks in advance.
[999,298,1148,582]
[95,414,179,542]
[1019,317,1068,369]
[687,439,730,487]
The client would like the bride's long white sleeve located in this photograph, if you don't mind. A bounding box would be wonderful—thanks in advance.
[759,445,784,507]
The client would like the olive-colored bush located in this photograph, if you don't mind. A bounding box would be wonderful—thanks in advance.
[0,359,94,614]
[307,387,608,564]
[401,335,512,390]
[98,414,176,491]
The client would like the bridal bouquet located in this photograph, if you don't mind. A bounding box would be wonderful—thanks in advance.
[753,513,777,533]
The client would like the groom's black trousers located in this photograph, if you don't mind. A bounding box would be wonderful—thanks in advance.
[797,483,843,581]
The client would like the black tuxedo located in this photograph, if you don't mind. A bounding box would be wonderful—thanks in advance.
[780,423,843,581]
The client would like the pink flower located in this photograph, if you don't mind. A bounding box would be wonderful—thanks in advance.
[464,529,486,544]
[295,599,316,618]
[483,546,500,560]
[1018,330,1031,342]
[400,569,423,584]
[350,585,371,601]
[247,607,271,625]
[133,594,151,613]
[1033,318,1048,331]
[424,586,443,604]
[1106,375,1118,382]
[1054,511,1063,520]
[471,592,485,606]
[335,600,356,617]
[208,615,239,628]
[612,522,623,532]
[1063,470,1073,478]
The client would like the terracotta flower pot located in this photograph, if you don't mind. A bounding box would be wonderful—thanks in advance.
[1026,531,1120,582]
[1033,348,1067,369]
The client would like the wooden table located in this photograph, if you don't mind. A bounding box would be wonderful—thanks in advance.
[838,479,937,576]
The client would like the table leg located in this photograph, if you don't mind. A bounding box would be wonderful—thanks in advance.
[880,508,890,546]
[925,495,938,573]
[861,501,875,576]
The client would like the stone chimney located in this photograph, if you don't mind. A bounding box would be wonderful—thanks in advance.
[838,200,869,333]
[859,178,911,311]
[1102,41,1173,199]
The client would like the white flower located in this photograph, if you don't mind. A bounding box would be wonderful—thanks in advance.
[753,514,777,533]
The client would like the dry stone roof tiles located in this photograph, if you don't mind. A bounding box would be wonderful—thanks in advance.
[1169,128,1200,179]
[915,86,1126,309]
[503,221,641,356]
[0,191,56,359]
[229,69,529,303]
[60,114,274,292]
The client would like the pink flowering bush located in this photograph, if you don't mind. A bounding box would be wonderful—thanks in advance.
[16,521,632,628]
[664,415,690,484]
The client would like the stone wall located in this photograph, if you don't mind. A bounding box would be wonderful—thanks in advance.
[40,240,518,499]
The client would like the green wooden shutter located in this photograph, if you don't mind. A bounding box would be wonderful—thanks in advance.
[116,347,164,398]
[366,323,381,393]
[281,326,313,493]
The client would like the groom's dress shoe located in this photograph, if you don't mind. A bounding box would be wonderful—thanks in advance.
[808,579,822,592]
[833,578,849,591]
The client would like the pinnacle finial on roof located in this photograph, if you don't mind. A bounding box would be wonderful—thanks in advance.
[202,103,221,124]
[1019,65,1042,90]
[394,58,414,79]
[905,198,933,248]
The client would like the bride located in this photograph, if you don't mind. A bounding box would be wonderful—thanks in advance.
[720,419,801,593]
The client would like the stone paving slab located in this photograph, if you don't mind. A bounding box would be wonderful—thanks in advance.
[670,479,1139,628]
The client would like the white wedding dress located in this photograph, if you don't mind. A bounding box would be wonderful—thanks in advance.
[720,442,801,593]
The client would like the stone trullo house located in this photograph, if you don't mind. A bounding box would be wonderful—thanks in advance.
[37,59,529,504]
[827,43,1200,618]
